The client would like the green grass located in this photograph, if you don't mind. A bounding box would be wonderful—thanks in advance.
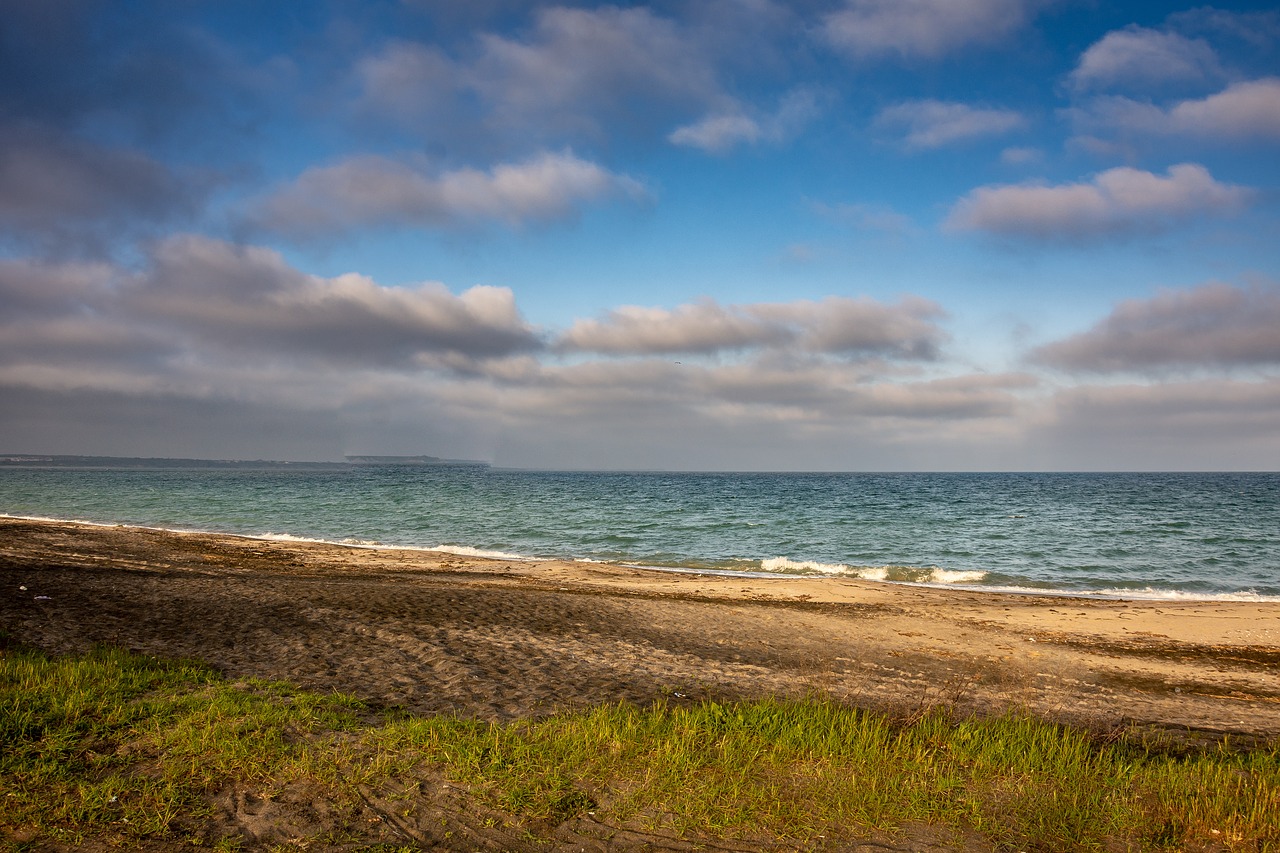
[2,642,1278,851]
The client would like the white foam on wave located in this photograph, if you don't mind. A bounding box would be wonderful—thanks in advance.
[761,556,850,574]
[928,568,988,584]
[257,532,532,561]
[1096,587,1280,603]
[431,544,530,561]
[760,557,891,581]
[3,512,116,527]
[973,584,1280,602]
[258,531,333,544]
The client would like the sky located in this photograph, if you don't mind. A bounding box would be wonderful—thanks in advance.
[1,0,1278,471]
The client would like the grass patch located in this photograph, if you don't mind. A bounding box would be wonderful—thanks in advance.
[1,642,365,846]
[2,642,1277,851]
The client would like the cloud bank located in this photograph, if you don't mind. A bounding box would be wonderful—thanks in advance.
[559,296,947,359]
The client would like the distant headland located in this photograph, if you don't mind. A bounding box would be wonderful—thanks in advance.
[344,455,488,467]
[0,454,489,469]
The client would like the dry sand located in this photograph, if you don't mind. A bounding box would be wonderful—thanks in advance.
[3,516,1278,736]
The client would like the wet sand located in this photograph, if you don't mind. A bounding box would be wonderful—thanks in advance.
[3,516,1278,738]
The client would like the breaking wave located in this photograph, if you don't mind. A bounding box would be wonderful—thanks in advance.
[759,556,987,585]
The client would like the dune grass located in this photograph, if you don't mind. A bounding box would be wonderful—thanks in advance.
[2,642,1277,850]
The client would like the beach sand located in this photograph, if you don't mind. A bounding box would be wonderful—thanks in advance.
[3,516,1279,850]
[4,516,1278,735]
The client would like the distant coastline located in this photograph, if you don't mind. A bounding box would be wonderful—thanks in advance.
[0,454,489,470]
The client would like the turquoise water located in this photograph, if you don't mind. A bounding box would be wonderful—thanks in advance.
[2,466,1277,599]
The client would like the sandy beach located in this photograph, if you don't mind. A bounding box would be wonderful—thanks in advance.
[3,515,1278,739]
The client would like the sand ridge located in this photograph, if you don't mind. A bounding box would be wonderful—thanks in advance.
[2,516,1278,737]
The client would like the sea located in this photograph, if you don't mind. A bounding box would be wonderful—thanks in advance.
[1,465,1277,601]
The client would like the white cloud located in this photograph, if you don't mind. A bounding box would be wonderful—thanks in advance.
[249,151,647,239]
[1031,280,1280,372]
[821,0,1036,60]
[945,163,1250,242]
[669,114,762,153]
[1164,78,1280,138]
[669,88,822,153]
[1067,78,1280,143]
[874,99,1026,150]
[1068,26,1222,93]
[558,295,946,359]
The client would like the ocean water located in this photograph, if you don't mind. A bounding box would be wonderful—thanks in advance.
[1,466,1277,600]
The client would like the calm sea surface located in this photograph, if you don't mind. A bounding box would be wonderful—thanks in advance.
[2,466,1277,600]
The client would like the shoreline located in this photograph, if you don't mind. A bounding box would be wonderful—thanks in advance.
[4,512,1275,603]
[2,515,1279,738]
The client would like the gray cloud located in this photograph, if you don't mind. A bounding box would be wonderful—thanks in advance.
[1033,378,1280,470]
[356,5,727,144]
[820,0,1037,60]
[0,236,543,396]
[873,99,1027,150]
[0,126,201,252]
[0,256,174,370]
[354,40,460,126]
[0,383,352,462]
[134,236,543,364]
[1031,280,1280,373]
[1068,26,1222,93]
[9,236,1274,471]
[558,296,947,359]
[248,151,647,240]
[0,256,112,319]
[472,6,719,129]
[491,356,1033,436]
[945,163,1250,243]
[1066,78,1280,144]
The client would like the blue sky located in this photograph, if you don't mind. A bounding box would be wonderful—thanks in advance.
[1,0,1278,469]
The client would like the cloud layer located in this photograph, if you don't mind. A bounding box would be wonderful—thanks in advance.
[559,296,947,359]
[0,1,1277,470]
